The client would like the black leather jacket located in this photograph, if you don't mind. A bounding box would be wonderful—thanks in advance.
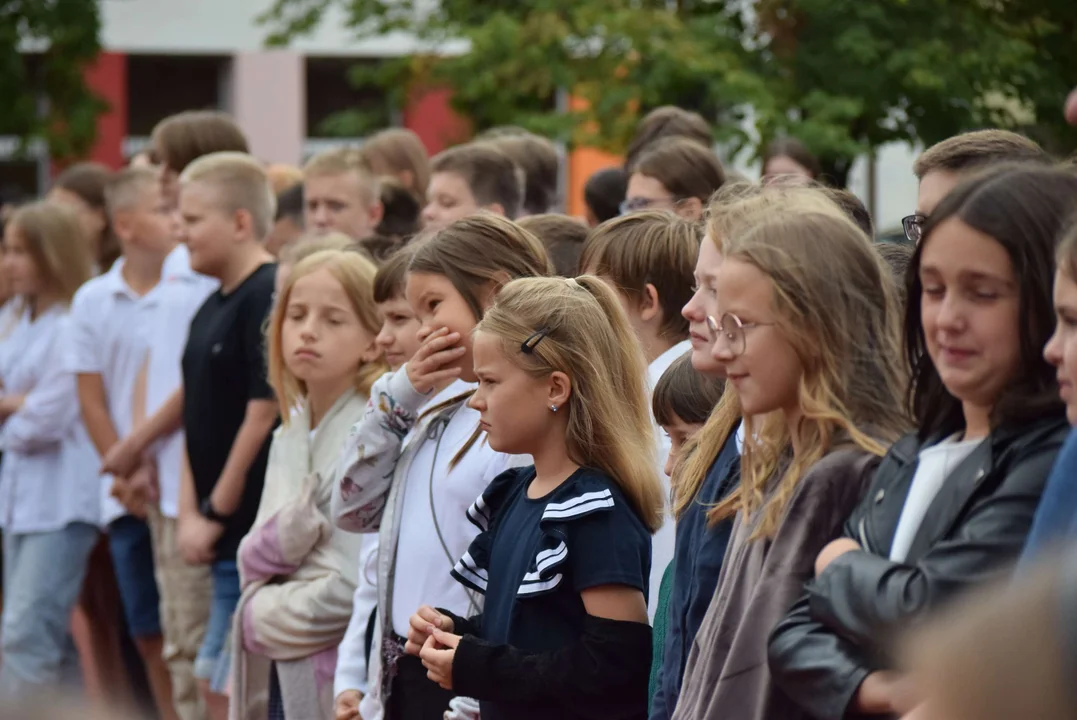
[768,415,1069,720]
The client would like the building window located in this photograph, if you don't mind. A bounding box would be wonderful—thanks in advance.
[127,54,230,137]
[305,57,391,139]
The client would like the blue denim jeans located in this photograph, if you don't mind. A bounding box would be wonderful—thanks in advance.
[193,559,241,693]
[0,522,99,699]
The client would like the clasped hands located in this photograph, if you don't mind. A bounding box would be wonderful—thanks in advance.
[407,604,461,691]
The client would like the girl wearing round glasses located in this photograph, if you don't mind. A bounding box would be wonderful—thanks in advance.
[651,183,851,719]
[671,199,907,720]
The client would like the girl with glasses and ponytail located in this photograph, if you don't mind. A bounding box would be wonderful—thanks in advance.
[404,275,664,720]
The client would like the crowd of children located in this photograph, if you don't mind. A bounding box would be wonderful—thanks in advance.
[0,102,1076,720]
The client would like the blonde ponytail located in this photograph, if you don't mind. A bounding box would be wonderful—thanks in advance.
[478,275,665,532]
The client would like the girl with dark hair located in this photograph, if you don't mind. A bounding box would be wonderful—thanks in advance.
[770,164,1077,720]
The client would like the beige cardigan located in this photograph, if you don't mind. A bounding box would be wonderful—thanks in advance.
[230,389,368,720]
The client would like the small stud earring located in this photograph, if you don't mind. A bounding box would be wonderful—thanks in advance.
[550,404,558,412]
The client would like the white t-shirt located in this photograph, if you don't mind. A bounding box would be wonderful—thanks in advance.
[888,434,984,562]
[646,339,692,619]
[143,245,218,517]
[65,260,167,524]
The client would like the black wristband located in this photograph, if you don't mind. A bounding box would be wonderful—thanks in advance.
[199,496,231,524]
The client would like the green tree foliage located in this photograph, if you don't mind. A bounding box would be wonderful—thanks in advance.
[261,0,1077,185]
[0,0,105,161]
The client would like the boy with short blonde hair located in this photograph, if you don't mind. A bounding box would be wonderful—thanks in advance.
[175,151,279,720]
[303,147,383,240]
[68,166,180,719]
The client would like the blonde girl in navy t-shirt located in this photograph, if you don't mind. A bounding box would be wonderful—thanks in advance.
[405,275,664,720]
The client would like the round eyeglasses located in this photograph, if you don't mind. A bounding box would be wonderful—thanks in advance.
[705,312,773,357]
[618,195,683,215]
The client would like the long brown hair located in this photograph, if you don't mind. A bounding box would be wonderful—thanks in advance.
[408,214,553,465]
[478,276,664,531]
[407,214,554,320]
[11,201,92,305]
[675,182,865,523]
[52,162,119,270]
[711,210,907,537]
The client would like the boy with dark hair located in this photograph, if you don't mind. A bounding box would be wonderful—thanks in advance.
[624,106,712,170]
[517,213,588,277]
[625,137,725,221]
[421,143,522,230]
[481,131,561,215]
[579,209,701,620]
[906,129,1051,241]
[827,188,874,238]
[583,167,627,227]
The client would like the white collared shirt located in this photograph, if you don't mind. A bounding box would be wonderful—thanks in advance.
[142,245,218,517]
[646,339,693,619]
[65,259,171,524]
[0,306,100,532]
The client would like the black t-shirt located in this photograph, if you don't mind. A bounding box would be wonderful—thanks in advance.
[182,262,277,560]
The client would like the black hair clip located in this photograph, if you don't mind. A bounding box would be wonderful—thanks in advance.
[521,327,551,354]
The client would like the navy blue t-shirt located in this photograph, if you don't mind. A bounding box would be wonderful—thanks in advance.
[452,465,652,720]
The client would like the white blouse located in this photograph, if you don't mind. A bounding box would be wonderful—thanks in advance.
[0,306,100,533]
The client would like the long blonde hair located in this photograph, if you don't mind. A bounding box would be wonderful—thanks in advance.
[711,209,908,537]
[267,249,389,422]
[477,275,665,532]
[11,201,93,305]
[674,182,860,522]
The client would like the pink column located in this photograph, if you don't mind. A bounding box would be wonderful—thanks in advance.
[231,51,305,165]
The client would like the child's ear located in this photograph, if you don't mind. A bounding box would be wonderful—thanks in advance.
[484,202,507,218]
[359,336,381,365]
[548,371,572,409]
[111,210,133,245]
[367,199,385,228]
[234,208,256,239]
[639,283,663,324]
